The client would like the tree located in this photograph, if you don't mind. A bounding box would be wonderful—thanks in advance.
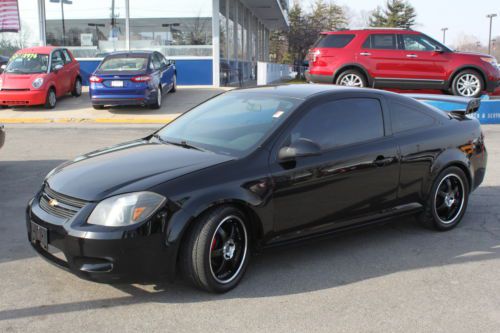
[369,0,417,29]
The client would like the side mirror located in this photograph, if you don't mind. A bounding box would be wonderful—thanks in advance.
[278,138,321,161]
[53,64,63,72]
[0,64,6,70]
[434,46,444,53]
[169,60,176,66]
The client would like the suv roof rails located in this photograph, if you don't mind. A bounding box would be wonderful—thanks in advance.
[361,27,412,30]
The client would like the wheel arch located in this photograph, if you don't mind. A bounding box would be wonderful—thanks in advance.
[427,149,473,197]
[333,63,373,86]
[448,65,488,89]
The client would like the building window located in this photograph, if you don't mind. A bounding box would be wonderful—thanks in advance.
[219,0,227,60]
[44,0,127,58]
[129,0,212,57]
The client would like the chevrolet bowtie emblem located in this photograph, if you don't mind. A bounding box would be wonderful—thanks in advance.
[48,199,59,207]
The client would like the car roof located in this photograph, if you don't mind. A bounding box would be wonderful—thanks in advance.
[106,50,155,57]
[322,29,420,35]
[16,46,58,55]
[230,84,397,100]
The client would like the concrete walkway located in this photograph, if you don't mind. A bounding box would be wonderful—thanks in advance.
[0,86,229,124]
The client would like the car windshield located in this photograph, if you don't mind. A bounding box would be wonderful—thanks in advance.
[5,53,49,74]
[99,56,148,72]
[155,93,301,157]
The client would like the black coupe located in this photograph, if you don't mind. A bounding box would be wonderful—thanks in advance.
[27,85,487,293]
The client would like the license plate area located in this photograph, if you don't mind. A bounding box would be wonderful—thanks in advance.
[111,80,124,87]
[31,221,48,250]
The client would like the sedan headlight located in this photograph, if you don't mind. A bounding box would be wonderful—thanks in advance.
[88,192,166,227]
[32,77,44,89]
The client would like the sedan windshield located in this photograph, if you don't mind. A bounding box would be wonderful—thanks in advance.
[99,57,148,72]
[155,93,301,157]
[5,53,49,74]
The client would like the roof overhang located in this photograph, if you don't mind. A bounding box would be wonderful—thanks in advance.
[240,0,289,30]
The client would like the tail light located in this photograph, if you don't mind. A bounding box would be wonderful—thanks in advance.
[131,75,151,83]
[89,76,103,83]
[311,50,321,63]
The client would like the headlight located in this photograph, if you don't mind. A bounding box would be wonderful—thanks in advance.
[481,57,497,65]
[32,77,44,89]
[88,192,166,227]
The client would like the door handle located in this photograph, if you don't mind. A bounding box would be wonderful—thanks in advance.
[406,54,418,58]
[373,155,394,167]
[360,52,371,56]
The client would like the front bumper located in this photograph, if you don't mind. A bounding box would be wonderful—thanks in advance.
[0,89,46,106]
[26,191,175,283]
[485,79,500,93]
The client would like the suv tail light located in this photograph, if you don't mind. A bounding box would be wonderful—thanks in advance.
[131,75,151,83]
[89,76,103,83]
[311,50,321,63]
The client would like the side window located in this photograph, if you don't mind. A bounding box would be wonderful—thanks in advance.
[401,34,438,51]
[159,53,169,67]
[313,34,355,48]
[152,54,162,70]
[62,49,72,64]
[290,98,385,150]
[51,51,64,70]
[391,101,435,133]
[366,34,397,50]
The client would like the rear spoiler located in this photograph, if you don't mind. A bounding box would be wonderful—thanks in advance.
[406,94,481,116]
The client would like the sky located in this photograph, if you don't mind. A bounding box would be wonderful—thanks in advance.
[7,0,500,47]
[299,0,499,46]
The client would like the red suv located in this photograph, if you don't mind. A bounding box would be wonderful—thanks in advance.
[306,29,500,97]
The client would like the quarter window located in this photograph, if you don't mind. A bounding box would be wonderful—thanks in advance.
[391,101,435,133]
[290,98,385,150]
[364,34,397,50]
[313,34,356,48]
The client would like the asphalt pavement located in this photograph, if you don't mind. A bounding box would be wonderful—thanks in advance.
[0,124,499,332]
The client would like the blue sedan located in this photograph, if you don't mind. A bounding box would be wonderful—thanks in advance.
[89,51,176,109]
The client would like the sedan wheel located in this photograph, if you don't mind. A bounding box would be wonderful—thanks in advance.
[44,88,57,109]
[72,78,82,97]
[181,206,250,293]
[418,166,469,230]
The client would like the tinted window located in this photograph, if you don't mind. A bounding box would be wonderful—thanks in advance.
[314,34,355,48]
[391,101,435,133]
[367,34,397,50]
[290,98,385,150]
[51,51,65,70]
[401,34,441,51]
[156,93,299,157]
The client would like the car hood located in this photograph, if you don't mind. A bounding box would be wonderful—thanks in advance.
[0,73,43,90]
[452,51,491,58]
[46,139,234,201]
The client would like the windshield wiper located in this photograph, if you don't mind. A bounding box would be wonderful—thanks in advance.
[152,134,205,152]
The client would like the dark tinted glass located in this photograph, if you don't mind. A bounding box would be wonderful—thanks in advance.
[314,34,355,48]
[391,101,435,133]
[369,34,397,50]
[291,98,385,150]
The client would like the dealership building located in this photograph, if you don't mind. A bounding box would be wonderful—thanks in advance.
[28,0,289,86]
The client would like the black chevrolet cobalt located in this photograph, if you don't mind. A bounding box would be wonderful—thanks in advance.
[27,85,487,293]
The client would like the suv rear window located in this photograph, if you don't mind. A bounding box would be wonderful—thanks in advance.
[313,34,355,48]
[362,34,397,50]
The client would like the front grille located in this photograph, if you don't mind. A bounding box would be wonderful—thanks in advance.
[39,185,87,219]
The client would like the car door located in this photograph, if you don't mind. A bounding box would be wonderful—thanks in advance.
[158,53,175,90]
[356,33,405,82]
[62,49,77,89]
[269,94,400,234]
[398,34,448,83]
[50,50,69,96]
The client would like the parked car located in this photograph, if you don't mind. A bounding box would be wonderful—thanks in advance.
[0,47,81,109]
[0,124,5,149]
[27,84,487,293]
[0,55,9,72]
[306,28,500,98]
[89,51,177,110]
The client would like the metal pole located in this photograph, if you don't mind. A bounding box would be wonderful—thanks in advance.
[441,27,448,44]
[61,0,66,45]
[487,14,497,55]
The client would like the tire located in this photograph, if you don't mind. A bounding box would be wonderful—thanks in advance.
[1,105,8,109]
[170,74,177,93]
[149,86,162,109]
[180,205,250,293]
[44,88,57,109]
[451,70,484,98]
[335,69,367,88]
[71,77,82,97]
[418,166,469,231]
[92,104,104,110]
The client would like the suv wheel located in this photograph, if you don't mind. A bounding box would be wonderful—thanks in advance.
[418,166,469,231]
[335,69,367,88]
[181,205,250,293]
[451,70,484,98]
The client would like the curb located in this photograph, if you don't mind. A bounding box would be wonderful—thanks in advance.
[0,117,178,124]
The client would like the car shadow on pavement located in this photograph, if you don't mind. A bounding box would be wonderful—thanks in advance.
[0,183,499,321]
